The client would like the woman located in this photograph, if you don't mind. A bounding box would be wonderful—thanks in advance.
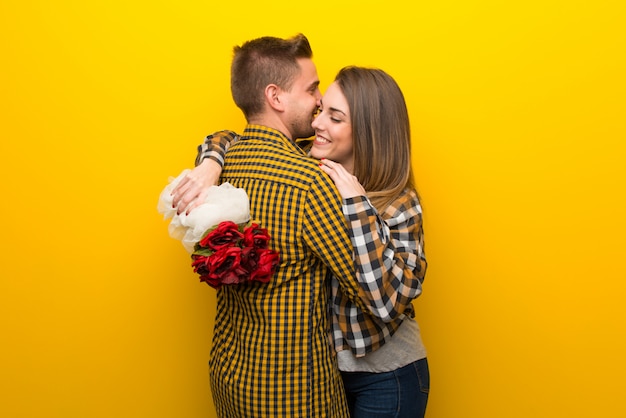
[315,66,429,418]
[172,66,429,417]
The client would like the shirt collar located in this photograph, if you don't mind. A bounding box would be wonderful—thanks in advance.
[243,124,310,156]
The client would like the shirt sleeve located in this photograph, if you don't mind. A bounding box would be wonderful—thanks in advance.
[194,130,240,167]
[342,192,427,322]
[302,173,372,315]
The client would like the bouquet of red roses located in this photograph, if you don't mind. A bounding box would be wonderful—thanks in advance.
[158,170,280,289]
[191,220,280,289]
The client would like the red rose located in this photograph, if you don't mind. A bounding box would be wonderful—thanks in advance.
[191,254,221,288]
[242,247,280,283]
[198,221,244,251]
[191,254,209,275]
[243,223,272,249]
[199,274,221,289]
[205,246,248,286]
[190,220,279,288]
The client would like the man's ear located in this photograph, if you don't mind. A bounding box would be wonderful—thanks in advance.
[265,84,285,112]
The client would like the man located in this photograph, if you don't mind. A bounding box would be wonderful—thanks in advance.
[176,34,370,417]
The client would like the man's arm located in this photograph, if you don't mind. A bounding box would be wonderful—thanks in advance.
[171,130,239,214]
[303,172,372,315]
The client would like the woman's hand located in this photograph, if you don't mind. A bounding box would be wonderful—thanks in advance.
[319,159,366,199]
[171,159,222,214]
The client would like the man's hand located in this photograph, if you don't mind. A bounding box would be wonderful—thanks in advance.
[171,159,223,214]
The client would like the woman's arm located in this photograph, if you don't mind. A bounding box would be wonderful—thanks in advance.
[320,159,426,322]
[343,192,426,322]
[171,130,239,214]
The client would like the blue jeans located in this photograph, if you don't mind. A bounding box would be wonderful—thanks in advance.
[341,358,430,418]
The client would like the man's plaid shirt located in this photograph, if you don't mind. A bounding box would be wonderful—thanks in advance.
[197,130,426,358]
[205,126,372,417]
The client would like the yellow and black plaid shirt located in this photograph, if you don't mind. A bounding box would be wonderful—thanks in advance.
[205,126,369,417]
[198,130,426,357]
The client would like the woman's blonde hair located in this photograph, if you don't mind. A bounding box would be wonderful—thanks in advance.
[335,66,416,210]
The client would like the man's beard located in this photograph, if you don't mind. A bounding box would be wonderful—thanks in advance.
[290,114,315,140]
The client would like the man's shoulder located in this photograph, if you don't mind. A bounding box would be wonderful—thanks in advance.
[225,142,328,189]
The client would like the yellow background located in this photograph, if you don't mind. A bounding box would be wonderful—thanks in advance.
[2,1,625,417]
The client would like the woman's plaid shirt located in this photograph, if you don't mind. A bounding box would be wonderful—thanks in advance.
[331,191,426,357]
[197,130,426,359]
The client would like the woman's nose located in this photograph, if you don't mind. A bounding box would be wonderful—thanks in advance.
[312,115,320,129]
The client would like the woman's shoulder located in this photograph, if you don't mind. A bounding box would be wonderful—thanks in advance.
[388,188,421,211]
[381,188,422,223]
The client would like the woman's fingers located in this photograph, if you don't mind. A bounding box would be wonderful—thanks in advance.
[318,159,366,198]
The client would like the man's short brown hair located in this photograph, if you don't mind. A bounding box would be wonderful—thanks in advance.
[230,34,313,119]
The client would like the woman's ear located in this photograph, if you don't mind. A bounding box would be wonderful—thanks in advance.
[265,84,285,112]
